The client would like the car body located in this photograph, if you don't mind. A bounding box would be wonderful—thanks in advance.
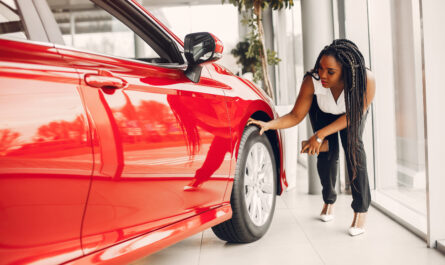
[0,0,287,264]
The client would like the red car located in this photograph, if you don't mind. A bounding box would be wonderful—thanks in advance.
[0,0,287,264]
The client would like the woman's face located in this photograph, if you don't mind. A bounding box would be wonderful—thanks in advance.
[318,55,343,89]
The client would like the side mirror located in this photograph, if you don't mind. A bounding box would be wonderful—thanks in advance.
[184,32,223,83]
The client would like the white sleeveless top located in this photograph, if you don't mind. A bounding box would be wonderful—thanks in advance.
[312,76,346,115]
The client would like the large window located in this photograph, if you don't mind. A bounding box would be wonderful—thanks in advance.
[369,0,427,234]
[381,0,427,215]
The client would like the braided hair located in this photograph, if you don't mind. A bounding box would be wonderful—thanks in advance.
[305,39,368,181]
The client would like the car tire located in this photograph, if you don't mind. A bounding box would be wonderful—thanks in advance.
[212,125,277,243]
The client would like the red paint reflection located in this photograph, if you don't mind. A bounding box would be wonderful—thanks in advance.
[79,73,232,253]
[167,92,231,190]
[0,38,93,265]
[184,136,230,190]
[0,129,20,155]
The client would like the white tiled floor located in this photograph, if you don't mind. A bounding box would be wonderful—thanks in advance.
[132,167,445,265]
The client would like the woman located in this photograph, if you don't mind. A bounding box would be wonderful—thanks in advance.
[248,39,375,236]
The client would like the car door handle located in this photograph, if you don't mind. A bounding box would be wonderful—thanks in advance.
[84,70,127,89]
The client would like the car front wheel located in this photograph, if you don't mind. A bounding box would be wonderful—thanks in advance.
[212,125,277,243]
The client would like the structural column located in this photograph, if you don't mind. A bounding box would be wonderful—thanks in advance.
[263,7,277,99]
[421,0,445,250]
[301,0,334,194]
[134,34,145,58]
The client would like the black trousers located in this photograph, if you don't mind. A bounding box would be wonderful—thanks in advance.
[308,96,371,213]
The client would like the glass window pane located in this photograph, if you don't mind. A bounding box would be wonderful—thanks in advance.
[46,1,164,63]
[379,0,427,217]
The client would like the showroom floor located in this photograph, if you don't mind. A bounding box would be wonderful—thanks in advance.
[131,166,445,265]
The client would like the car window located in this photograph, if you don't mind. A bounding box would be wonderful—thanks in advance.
[0,0,28,40]
[45,0,167,64]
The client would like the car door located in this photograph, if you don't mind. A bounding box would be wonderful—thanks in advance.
[43,0,233,253]
[0,1,93,264]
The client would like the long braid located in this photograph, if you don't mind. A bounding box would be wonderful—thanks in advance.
[305,39,368,182]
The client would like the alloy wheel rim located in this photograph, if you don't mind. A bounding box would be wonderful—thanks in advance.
[243,142,274,226]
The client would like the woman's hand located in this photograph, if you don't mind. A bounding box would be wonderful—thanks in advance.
[247,118,271,135]
[301,133,324,155]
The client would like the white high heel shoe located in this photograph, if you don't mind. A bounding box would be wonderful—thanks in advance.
[348,212,367,236]
[348,226,365,236]
[319,203,334,222]
[320,214,334,222]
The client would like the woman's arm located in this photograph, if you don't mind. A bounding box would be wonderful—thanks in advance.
[248,75,315,135]
[302,70,376,155]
